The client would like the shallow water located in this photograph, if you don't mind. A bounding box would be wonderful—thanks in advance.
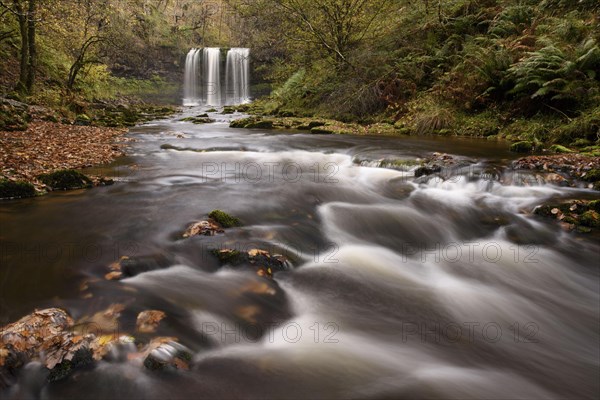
[1,108,599,399]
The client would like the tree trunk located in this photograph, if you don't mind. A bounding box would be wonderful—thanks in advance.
[25,0,36,92]
[13,0,28,93]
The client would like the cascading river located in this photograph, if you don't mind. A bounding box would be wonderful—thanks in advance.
[0,110,598,399]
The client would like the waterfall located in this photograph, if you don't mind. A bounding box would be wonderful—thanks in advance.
[183,47,251,106]
[183,49,201,106]
[203,48,222,106]
[226,48,251,105]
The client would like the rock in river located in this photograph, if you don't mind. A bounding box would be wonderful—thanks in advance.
[0,308,95,386]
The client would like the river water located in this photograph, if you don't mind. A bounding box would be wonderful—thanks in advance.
[1,108,599,399]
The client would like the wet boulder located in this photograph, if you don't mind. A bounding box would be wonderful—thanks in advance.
[141,338,193,371]
[211,248,291,278]
[180,115,214,124]
[533,200,600,233]
[414,165,442,178]
[510,141,534,153]
[136,311,166,334]
[0,179,36,200]
[0,97,30,131]
[208,210,241,228]
[38,170,93,191]
[183,219,224,238]
[0,308,95,386]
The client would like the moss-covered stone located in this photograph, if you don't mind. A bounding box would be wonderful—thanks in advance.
[211,249,243,264]
[0,179,36,199]
[229,117,253,128]
[582,169,600,182]
[570,139,592,147]
[208,209,241,228]
[180,116,213,124]
[510,141,534,153]
[38,170,93,190]
[310,126,335,134]
[75,114,91,126]
[580,211,600,228]
[0,98,30,131]
[206,108,218,113]
[46,348,93,382]
[589,200,600,213]
[245,120,273,129]
[548,144,574,154]
[221,106,236,115]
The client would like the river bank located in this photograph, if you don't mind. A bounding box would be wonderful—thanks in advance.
[0,98,178,199]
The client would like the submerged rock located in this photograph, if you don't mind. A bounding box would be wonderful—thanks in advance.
[105,254,172,280]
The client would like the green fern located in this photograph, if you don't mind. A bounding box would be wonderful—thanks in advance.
[506,38,600,107]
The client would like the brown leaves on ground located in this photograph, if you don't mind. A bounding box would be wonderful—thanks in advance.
[0,121,129,188]
[513,154,600,179]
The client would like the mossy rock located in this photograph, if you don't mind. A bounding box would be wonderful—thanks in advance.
[582,169,600,182]
[0,179,36,199]
[74,114,91,126]
[221,107,236,115]
[236,104,251,112]
[277,110,296,117]
[395,127,413,135]
[180,116,213,124]
[47,348,93,383]
[548,144,573,154]
[588,200,600,213]
[208,210,241,228]
[510,141,534,153]
[38,170,93,190]
[211,249,243,264]
[580,211,600,228]
[206,108,218,113]
[308,121,325,128]
[310,127,335,135]
[570,139,592,147]
[245,120,273,129]
[230,117,254,128]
